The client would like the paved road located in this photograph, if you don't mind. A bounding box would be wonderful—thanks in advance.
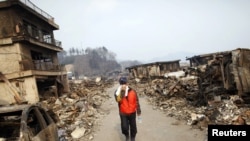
[92,83,207,141]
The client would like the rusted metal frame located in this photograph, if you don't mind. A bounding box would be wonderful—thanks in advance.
[34,107,47,130]
[27,107,50,140]
[224,62,232,90]
[219,57,226,89]
[196,70,209,105]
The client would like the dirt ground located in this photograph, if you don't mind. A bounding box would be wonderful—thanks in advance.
[92,83,207,141]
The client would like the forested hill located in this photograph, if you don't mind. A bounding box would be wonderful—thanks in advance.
[58,47,142,77]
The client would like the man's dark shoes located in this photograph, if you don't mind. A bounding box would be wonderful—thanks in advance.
[131,137,135,141]
[125,135,129,141]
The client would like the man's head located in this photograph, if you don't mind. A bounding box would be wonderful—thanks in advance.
[119,76,127,85]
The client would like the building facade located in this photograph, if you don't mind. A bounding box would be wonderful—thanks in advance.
[126,60,181,79]
[0,0,69,105]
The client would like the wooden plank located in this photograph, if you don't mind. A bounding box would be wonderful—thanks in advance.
[0,72,23,104]
[166,80,180,95]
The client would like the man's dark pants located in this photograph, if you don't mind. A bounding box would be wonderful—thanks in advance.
[120,112,137,138]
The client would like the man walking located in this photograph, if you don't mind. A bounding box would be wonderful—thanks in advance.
[114,76,141,141]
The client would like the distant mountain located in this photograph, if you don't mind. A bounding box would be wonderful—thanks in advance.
[145,51,196,63]
[118,60,142,70]
[117,51,196,69]
[117,51,197,67]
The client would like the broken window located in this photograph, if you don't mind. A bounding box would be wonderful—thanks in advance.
[42,30,52,44]
[31,50,53,70]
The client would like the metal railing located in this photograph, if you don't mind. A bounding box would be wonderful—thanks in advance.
[19,0,54,22]
[22,24,62,47]
[20,59,65,72]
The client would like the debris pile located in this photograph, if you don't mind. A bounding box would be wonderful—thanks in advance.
[39,66,250,140]
[127,48,250,130]
[131,74,250,130]
[40,78,114,141]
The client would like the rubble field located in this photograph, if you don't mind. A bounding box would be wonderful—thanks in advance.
[40,75,250,140]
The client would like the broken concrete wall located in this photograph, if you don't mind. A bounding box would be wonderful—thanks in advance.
[0,44,21,73]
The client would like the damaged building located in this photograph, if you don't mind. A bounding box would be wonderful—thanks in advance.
[126,60,181,80]
[186,48,250,104]
[125,48,250,105]
[0,0,69,105]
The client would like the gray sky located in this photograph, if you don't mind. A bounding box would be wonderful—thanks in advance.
[34,0,250,62]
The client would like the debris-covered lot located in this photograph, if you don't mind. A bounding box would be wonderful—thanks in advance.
[37,73,249,140]
[132,76,250,127]
[29,48,250,140]
[40,79,115,140]
[1,0,249,140]
[1,49,250,141]
[1,71,249,140]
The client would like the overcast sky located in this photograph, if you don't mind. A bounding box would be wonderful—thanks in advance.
[34,0,250,62]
